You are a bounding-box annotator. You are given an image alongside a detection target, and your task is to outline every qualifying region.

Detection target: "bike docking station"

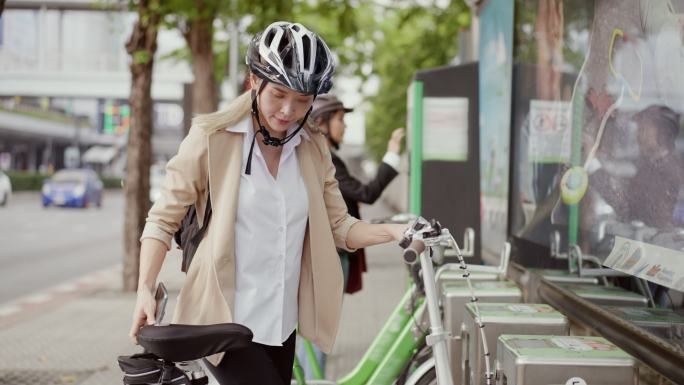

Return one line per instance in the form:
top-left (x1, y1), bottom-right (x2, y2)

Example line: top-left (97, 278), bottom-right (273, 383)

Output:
top-left (399, 217), bottom-right (506, 385)
top-left (441, 278), bottom-right (522, 385)
top-left (495, 335), bottom-right (637, 385)
top-left (398, 217), bottom-right (537, 385)
top-left (435, 241), bottom-right (517, 385)
top-left (461, 303), bottom-right (568, 385)
top-left (344, 215), bottom-right (643, 385)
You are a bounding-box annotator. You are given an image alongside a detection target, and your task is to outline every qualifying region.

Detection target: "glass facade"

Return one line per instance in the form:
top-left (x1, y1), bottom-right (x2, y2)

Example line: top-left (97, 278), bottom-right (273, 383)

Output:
top-left (511, 0), bottom-right (684, 269)
top-left (508, 0), bottom-right (684, 354)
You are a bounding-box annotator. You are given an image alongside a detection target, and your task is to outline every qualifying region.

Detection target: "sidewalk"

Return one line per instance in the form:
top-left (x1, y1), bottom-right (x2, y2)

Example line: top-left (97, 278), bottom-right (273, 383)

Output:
top-left (0, 201), bottom-right (407, 384)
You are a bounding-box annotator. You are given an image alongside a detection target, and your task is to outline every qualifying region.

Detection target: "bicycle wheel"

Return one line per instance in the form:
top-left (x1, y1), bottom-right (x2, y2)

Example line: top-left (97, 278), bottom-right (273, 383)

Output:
top-left (414, 367), bottom-right (436, 385)
top-left (404, 357), bottom-right (437, 385)
top-left (396, 340), bottom-right (431, 385)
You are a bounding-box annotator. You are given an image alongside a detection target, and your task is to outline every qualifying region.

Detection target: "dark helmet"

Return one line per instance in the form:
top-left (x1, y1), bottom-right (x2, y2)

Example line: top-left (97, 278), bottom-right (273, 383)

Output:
top-left (311, 94), bottom-right (353, 123)
top-left (246, 21), bottom-right (335, 95)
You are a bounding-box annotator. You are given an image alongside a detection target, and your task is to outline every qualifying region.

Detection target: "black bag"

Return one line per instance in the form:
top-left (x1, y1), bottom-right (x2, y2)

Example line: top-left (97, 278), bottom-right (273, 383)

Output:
top-left (117, 352), bottom-right (205, 385)
top-left (173, 188), bottom-right (212, 273)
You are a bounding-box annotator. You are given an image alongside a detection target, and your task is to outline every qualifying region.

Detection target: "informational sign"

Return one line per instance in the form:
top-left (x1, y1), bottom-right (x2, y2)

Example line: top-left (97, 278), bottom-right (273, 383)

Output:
top-left (99, 99), bottom-right (130, 135)
top-left (422, 97), bottom-right (469, 161)
top-left (604, 236), bottom-right (684, 291)
top-left (528, 100), bottom-right (572, 163)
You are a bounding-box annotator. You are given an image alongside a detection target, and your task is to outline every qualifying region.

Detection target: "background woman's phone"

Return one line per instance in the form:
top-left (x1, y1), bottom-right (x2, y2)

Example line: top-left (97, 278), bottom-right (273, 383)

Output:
top-left (154, 282), bottom-right (168, 325)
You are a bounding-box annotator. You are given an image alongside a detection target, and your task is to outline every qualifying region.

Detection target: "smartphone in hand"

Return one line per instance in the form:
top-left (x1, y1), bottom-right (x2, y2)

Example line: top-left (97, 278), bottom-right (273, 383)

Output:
top-left (154, 282), bottom-right (168, 326)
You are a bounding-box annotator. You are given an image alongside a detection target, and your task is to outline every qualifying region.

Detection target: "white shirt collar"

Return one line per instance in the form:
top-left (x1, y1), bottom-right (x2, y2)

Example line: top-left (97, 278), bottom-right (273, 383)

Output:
top-left (226, 116), bottom-right (311, 141)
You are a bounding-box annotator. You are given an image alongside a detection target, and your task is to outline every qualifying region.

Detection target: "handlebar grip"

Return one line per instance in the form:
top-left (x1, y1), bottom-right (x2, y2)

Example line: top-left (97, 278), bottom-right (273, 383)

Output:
top-left (403, 239), bottom-right (425, 265)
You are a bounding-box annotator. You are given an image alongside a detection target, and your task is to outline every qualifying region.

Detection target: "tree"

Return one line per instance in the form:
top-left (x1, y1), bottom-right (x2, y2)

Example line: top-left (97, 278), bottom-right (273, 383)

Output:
top-left (365, 2), bottom-right (470, 160)
top-left (161, 0), bottom-right (360, 120)
top-left (122, 0), bottom-right (164, 292)
top-left (165, 0), bottom-right (222, 116)
top-left (163, 0), bottom-right (301, 123)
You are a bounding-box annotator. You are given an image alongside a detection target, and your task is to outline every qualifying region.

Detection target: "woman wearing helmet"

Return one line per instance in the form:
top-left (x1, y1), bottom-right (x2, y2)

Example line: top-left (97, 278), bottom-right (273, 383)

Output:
top-left (128, 21), bottom-right (408, 384)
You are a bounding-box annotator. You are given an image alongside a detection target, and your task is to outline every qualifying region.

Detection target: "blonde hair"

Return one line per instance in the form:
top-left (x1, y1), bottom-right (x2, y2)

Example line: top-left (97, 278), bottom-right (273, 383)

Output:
top-left (192, 88), bottom-right (321, 136)
top-left (193, 91), bottom-right (252, 135)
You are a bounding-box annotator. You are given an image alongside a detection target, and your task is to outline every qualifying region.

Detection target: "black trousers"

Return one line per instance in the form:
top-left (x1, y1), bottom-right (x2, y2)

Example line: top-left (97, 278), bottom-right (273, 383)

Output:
top-left (204, 331), bottom-right (296, 385)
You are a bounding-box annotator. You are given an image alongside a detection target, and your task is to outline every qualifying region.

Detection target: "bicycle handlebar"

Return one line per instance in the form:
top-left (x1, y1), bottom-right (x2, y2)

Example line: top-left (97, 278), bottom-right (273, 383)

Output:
top-left (402, 239), bottom-right (425, 265)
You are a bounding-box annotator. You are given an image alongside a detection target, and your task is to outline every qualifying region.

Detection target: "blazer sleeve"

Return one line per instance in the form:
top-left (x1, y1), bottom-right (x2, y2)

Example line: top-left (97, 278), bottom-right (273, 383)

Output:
top-left (317, 138), bottom-right (361, 252)
top-left (139, 125), bottom-right (208, 250)
top-left (332, 154), bottom-right (398, 205)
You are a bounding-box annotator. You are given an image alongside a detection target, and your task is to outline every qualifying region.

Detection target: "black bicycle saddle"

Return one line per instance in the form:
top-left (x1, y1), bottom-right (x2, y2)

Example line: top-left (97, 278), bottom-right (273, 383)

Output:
top-left (137, 323), bottom-right (253, 362)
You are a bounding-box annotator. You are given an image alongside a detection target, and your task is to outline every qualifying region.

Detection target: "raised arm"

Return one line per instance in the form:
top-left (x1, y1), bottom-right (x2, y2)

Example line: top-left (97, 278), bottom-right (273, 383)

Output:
top-left (332, 155), bottom-right (398, 204)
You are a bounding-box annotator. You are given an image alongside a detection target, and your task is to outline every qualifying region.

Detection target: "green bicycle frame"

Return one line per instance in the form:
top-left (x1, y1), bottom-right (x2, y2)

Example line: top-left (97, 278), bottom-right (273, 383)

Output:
top-left (295, 286), bottom-right (426, 385)
top-left (293, 355), bottom-right (307, 385)
top-left (364, 301), bottom-right (426, 384)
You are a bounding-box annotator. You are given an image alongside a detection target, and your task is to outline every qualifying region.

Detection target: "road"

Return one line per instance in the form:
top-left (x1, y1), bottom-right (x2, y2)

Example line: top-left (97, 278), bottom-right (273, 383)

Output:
top-left (0, 191), bottom-right (125, 304)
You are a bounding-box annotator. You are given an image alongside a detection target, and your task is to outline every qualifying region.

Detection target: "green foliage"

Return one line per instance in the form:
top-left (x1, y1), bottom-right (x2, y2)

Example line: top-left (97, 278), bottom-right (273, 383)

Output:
top-left (100, 175), bottom-right (124, 189)
top-left (365, 2), bottom-right (468, 160)
top-left (6, 171), bottom-right (49, 191)
top-left (132, 50), bottom-right (152, 65)
top-left (129, 0), bottom-right (469, 160)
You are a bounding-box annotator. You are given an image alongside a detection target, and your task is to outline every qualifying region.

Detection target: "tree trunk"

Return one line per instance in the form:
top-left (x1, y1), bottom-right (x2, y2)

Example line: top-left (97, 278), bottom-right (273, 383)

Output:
top-left (186, 0), bottom-right (218, 118)
top-left (123, 0), bottom-right (160, 292)
top-left (535, 0), bottom-right (564, 100)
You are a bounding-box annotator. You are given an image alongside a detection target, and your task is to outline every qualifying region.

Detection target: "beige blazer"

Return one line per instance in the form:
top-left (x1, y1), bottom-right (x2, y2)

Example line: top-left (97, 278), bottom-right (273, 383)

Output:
top-left (140, 120), bottom-right (359, 366)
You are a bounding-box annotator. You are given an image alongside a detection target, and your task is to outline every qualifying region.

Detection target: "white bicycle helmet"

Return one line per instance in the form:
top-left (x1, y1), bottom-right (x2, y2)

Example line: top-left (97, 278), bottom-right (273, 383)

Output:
top-left (246, 21), bottom-right (335, 95)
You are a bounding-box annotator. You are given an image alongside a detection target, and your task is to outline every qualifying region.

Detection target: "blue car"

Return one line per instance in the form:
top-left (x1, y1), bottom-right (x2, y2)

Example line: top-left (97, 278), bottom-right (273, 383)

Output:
top-left (42, 169), bottom-right (103, 208)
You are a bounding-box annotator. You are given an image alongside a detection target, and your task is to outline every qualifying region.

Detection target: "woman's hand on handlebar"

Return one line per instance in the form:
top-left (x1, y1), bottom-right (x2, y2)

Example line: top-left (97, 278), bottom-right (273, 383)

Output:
top-left (129, 287), bottom-right (156, 344)
top-left (346, 222), bottom-right (410, 249)
top-left (387, 223), bottom-right (410, 242)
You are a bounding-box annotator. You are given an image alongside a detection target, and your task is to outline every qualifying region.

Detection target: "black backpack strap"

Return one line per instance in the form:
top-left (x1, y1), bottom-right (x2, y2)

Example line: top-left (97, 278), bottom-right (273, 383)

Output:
top-left (178, 181), bottom-right (213, 273)
top-left (189, 184), bottom-right (212, 245)
top-left (195, 184), bottom-right (211, 234)
top-left (201, 186), bottom-right (212, 230)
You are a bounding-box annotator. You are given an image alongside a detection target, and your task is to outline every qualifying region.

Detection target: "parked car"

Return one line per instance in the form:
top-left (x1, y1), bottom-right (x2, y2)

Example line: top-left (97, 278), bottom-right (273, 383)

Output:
top-left (42, 169), bottom-right (103, 208)
top-left (0, 170), bottom-right (11, 207)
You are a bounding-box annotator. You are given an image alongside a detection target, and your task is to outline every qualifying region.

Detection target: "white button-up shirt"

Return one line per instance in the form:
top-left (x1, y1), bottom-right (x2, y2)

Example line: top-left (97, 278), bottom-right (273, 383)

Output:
top-left (226, 117), bottom-right (309, 346)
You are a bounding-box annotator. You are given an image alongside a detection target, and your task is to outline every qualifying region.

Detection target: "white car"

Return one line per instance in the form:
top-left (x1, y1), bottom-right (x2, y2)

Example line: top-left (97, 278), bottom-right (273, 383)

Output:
top-left (0, 171), bottom-right (12, 206)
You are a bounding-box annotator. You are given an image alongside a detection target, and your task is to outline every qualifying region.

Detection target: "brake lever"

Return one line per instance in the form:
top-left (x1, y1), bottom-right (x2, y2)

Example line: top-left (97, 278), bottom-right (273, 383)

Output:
top-left (399, 217), bottom-right (443, 249)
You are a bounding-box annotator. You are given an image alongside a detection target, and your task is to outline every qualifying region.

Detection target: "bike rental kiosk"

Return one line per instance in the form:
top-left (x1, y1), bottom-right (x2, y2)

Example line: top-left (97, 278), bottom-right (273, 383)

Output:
top-left (407, 63), bottom-right (482, 265)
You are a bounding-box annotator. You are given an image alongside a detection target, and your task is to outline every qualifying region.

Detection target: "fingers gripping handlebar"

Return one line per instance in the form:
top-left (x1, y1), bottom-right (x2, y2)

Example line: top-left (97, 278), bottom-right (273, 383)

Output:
top-left (399, 217), bottom-right (442, 264)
